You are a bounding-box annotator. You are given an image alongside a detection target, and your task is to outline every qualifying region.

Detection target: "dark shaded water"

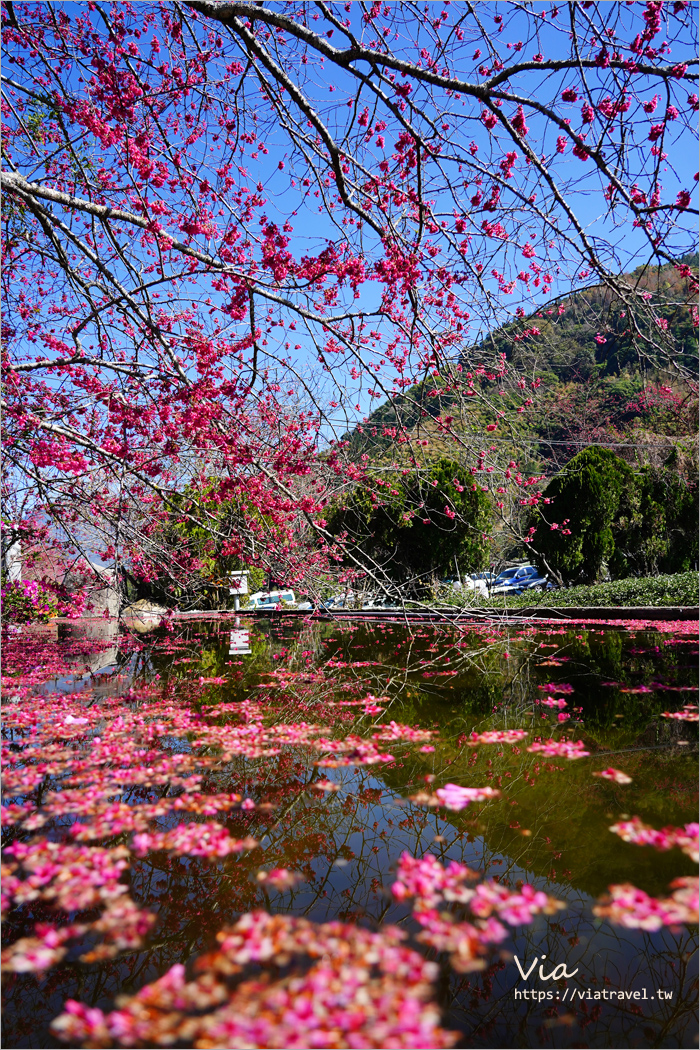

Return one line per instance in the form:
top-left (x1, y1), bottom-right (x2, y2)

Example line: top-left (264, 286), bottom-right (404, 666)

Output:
top-left (2, 614), bottom-right (698, 1048)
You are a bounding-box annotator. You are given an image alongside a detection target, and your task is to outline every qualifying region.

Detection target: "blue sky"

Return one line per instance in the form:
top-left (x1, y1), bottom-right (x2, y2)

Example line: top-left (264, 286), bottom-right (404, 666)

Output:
top-left (5, 1), bottom-right (698, 441)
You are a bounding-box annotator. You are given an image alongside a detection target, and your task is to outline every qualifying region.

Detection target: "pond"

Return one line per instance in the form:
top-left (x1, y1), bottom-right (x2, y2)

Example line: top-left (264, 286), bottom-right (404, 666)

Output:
top-left (2, 613), bottom-right (698, 1049)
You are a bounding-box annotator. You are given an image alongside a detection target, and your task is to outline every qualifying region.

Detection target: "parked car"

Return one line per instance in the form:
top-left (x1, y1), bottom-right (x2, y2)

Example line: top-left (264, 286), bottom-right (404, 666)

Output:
top-left (491, 566), bottom-right (554, 595)
top-left (361, 594), bottom-right (390, 609)
top-left (469, 571), bottom-right (498, 591)
top-left (322, 592), bottom-right (354, 610)
top-left (245, 589), bottom-right (296, 610)
top-left (491, 566), bottom-right (538, 595)
top-left (364, 597), bottom-right (402, 610)
top-left (520, 573), bottom-right (556, 594)
top-left (441, 576), bottom-right (488, 596)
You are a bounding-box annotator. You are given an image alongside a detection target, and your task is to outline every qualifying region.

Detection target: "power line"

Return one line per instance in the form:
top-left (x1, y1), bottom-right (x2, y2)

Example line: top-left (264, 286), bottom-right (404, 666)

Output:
top-left (145, 433), bottom-right (694, 456)
top-left (316, 426), bottom-right (696, 450)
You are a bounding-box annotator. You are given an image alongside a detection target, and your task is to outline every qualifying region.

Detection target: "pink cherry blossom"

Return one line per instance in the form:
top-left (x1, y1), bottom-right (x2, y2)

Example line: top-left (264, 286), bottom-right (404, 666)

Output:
top-left (609, 818), bottom-right (699, 862)
top-left (592, 768), bottom-right (633, 785)
top-left (526, 737), bottom-right (590, 759)
top-left (594, 878), bottom-right (699, 930)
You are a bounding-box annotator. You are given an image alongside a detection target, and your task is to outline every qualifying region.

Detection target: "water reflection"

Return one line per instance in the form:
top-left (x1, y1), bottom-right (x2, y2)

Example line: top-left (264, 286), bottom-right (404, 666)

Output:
top-left (229, 626), bottom-right (252, 656)
top-left (2, 615), bottom-right (697, 1048)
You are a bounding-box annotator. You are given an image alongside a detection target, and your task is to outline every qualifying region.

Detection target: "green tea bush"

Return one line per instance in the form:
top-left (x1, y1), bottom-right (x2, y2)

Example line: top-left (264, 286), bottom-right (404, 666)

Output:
top-left (481, 572), bottom-right (699, 609)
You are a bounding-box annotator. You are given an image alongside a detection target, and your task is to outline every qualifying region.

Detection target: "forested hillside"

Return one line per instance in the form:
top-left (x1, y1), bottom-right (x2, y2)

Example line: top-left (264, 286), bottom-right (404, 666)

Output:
top-left (346, 257), bottom-right (698, 479)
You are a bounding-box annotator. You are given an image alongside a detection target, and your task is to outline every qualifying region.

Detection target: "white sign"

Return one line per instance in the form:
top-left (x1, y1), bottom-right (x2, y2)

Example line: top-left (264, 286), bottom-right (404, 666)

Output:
top-left (229, 629), bottom-right (251, 655)
top-left (229, 570), bottom-right (249, 595)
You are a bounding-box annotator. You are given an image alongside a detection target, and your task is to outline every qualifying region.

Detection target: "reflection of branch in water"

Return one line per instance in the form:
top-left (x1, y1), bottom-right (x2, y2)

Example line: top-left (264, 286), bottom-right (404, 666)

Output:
top-left (4, 616), bottom-right (695, 1049)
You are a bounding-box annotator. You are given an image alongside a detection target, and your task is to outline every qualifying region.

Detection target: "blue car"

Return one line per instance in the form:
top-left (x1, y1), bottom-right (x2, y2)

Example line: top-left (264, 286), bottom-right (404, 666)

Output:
top-left (492, 565), bottom-right (553, 595)
top-left (521, 572), bottom-right (555, 593)
top-left (492, 566), bottom-right (532, 594)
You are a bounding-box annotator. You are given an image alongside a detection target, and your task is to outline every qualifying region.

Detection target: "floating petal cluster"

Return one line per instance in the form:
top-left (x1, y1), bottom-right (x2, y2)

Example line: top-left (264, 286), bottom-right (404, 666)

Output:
top-left (51, 912), bottom-right (457, 1049)
top-left (539, 697), bottom-right (568, 709)
top-left (314, 734), bottom-right (396, 767)
top-left (391, 854), bottom-right (480, 908)
top-left (391, 853), bottom-right (564, 973)
top-left (434, 783), bottom-right (502, 811)
top-left (408, 784), bottom-right (502, 811)
top-left (526, 737), bottom-right (590, 759)
top-left (132, 823), bottom-right (258, 858)
top-left (609, 818), bottom-right (699, 862)
top-left (3, 840), bottom-right (131, 913)
top-left (466, 730), bottom-right (529, 745)
top-left (256, 868), bottom-right (306, 890)
top-left (592, 768), bottom-right (633, 784)
top-left (662, 705), bottom-right (699, 722)
top-left (594, 878), bottom-right (699, 930)
top-left (372, 721), bottom-right (436, 744)
top-left (2, 614), bottom-right (697, 1049)
top-left (1, 637), bottom-right (437, 986)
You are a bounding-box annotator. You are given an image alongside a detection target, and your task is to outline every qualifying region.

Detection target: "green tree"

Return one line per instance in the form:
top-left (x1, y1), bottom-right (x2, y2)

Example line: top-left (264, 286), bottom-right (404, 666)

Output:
top-left (327, 457), bottom-right (491, 585)
top-left (611, 466), bottom-right (698, 578)
top-left (133, 483), bottom-right (266, 609)
top-left (531, 448), bottom-right (634, 585)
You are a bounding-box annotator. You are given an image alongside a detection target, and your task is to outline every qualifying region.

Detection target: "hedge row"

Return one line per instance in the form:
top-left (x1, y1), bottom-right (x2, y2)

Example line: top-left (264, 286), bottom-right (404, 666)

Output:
top-left (443, 572), bottom-right (699, 609)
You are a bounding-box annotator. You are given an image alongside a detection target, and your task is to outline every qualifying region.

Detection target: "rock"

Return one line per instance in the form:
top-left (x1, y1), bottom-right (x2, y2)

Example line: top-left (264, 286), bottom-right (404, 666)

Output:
top-left (121, 600), bottom-right (170, 618)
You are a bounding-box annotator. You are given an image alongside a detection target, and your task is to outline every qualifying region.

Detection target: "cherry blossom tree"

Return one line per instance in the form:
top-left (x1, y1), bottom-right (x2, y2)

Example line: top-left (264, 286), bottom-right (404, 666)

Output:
top-left (2, 1), bottom-right (697, 604)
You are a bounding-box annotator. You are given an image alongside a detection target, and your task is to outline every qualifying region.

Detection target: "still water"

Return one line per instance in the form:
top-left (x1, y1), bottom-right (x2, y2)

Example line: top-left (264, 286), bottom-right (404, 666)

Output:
top-left (2, 614), bottom-right (697, 1048)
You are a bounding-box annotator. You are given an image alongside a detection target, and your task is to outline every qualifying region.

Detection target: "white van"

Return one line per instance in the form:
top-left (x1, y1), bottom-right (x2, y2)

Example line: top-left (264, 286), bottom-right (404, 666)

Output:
top-left (244, 589), bottom-right (296, 610)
